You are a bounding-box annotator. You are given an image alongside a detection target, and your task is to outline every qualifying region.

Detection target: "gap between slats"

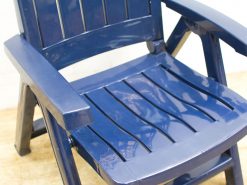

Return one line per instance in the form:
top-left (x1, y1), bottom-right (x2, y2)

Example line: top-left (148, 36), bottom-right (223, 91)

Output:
top-left (84, 94), bottom-right (153, 153)
top-left (55, 0), bottom-right (65, 39)
top-left (159, 65), bottom-right (234, 111)
top-left (104, 87), bottom-right (183, 143)
top-left (124, 0), bottom-right (129, 19)
top-left (140, 72), bottom-right (217, 122)
top-left (102, 0), bottom-right (108, 25)
top-left (79, 0), bottom-right (87, 31)
top-left (115, 81), bottom-right (197, 133)
top-left (32, 0), bottom-right (44, 47)
top-left (148, 0), bottom-right (152, 15)
top-left (87, 126), bottom-right (127, 162)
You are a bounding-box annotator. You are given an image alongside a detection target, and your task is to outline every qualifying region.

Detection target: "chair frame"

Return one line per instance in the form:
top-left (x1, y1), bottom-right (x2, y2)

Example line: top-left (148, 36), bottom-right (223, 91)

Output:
top-left (4, 0), bottom-right (247, 184)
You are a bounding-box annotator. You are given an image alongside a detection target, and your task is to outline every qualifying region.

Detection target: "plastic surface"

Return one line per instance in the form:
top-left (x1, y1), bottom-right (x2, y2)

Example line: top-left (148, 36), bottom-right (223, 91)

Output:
top-left (6, 0), bottom-right (247, 184)
top-left (16, 0), bottom-right (163, 69)
top-left (4, 35), bottom-right (92, 131)
top-left (71, 52), bottom-right (247, 184)
top-left (163, 0), bottom-right (247, 56)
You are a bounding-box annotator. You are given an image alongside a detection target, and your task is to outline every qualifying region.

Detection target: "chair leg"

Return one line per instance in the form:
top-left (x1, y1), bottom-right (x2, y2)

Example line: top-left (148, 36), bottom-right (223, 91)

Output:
top-left (41, 106), bottom-right (81, 185)
top-left (225, 145), bottom-right (244, 185)
top-left (15, 82), bottom-right (37, 156)
top-left (200, 32), bottom-right (243, 185)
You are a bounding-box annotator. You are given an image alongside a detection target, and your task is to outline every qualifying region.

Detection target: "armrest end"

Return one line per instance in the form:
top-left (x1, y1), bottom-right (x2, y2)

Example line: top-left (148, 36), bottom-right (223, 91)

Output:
top-left (4, 35), bottom-right (92, 131)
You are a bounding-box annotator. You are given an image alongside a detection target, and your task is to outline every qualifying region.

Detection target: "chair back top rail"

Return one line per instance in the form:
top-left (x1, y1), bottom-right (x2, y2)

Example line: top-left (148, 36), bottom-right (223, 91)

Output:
top-left (16, 0), bottom-right (163, 69)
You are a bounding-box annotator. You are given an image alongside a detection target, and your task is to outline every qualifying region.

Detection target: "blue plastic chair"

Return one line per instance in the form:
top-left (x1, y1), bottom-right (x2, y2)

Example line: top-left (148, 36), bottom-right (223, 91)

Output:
top-left (4, 0), bottom-right (247, 184)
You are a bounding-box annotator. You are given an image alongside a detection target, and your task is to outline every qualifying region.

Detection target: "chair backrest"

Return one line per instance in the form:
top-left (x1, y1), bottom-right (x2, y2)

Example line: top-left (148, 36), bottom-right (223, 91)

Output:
top-left (15, 0), bottom-right (163, 69)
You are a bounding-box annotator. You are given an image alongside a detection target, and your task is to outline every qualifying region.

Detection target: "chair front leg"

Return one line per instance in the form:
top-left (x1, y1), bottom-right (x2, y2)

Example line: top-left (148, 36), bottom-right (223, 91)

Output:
top-left (15, 81), bottom-right (37, 156)
top-left (41, 106), bottom-right (81, 185)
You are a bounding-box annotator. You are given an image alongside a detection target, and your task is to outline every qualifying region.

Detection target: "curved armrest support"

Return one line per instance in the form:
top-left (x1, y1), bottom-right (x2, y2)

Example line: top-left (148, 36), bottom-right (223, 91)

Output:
top-left (163, 0), bottom-right (247, 56)
top-left (4, 35), bottom-right (92, 131)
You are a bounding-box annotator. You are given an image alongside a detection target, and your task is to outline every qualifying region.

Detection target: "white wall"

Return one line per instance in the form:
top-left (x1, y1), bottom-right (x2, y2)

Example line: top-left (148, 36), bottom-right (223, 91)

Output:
top-left (0, 0), bottom-right (247, 110)
top-left (0, 2), bottom-right (20, 110)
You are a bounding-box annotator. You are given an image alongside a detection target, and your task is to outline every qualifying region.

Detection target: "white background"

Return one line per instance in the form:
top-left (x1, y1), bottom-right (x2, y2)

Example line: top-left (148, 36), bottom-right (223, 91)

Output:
top-left (0, 0), bottom-right (247, 110)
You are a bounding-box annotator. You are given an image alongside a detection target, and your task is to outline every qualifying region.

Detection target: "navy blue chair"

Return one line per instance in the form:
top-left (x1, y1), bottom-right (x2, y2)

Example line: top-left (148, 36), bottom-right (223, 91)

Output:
top-left (4, 0), bottom-right (247, 184)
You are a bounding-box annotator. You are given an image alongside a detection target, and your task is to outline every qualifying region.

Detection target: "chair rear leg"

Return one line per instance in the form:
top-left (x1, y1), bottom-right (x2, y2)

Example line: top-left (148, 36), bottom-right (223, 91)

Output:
top-left (15, 82), bottom-right (37, 156)
top-left (225, 145), bottom-right (244, 185)
top-left (41, 106), bottom-right (81, 185)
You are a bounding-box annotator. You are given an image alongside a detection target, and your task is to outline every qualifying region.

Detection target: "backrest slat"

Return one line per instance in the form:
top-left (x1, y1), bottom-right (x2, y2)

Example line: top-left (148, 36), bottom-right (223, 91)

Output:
top-left (104, 0), bottom-right (126, 24)
top-left (150, 0), bottom-right (164, 40)
top-left (16, 0), bottom-right (42, 49)
top-left (16, 0), bottom-right (164, 69)
top-left (43, 16), bottom-right (154, 69)
top-left (34, 0), bottom-right (63, 47)
top-left (127, 0), bottom-right (150, 19)
top-left (58, 0), bottom-right (85, 38)
top-left (81, 0), bottom-right (106, 31)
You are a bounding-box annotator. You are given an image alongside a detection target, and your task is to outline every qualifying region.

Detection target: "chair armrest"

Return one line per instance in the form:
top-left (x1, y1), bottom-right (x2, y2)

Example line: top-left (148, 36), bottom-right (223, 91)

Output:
top-left (4, 35), bottom-right (92, 131)
top-left (163, 0), bottom-right (247, 56)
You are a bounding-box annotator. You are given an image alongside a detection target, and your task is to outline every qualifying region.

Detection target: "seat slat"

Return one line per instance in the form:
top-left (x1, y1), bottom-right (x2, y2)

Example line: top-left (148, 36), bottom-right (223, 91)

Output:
top-left (57, 0), bottom-right (85, 38)
top-left (104, 0), bottom-right (126, 24)
top-left (71, 54), bottom-right (163, 94)
top-left (11, 0), bottom-right (247, 184)
top-left (125, 74), bottom-right (215, 123)
top-left (34, 0), bottom-right (63, 47)
top-left (87, 88), bottom-right (173, 150)
top-left (67, 51), bottom-right (247, 185)
top-left (82, 96), bottom-right (150, 161)
top-left (106, 82), bottom-right (197, 142)
top-left (71, 126), bottom-right (123, 170)
top-left (161, 54), bottom-right (247, 114)
top-left (81, 0), bottom-right (106, 31)
top-left (144, 66), bottom-right (233, 120)
top-left (127, 0), bottom-right (150, 18)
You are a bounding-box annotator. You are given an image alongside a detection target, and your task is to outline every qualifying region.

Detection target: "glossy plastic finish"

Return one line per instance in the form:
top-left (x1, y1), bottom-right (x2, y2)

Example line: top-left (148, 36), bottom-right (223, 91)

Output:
top-left (166, 16), bottom-right (191, 56)
top-left (16, 0), bottom-right (163, 69)
top-left (57, 0), bottom-right (85, 38)
top-left (166, 153), bottom-right (233, 185)
top-left (41, 106), bottom-right (81, 185)
top-left (71, 52), bottom-right (247, 184)
top-left (5, 0), bottom-right (247, 185)
top-left (225, 145), bottom-right (244, 185)
top-left (164, 0), bottom-right (247, 56)
top-left (201, 33), bottom-right (227, 84)
top-left (43, 16), bottom-right (155, 69)
top-left (4, 35), bottom-right (92, 131)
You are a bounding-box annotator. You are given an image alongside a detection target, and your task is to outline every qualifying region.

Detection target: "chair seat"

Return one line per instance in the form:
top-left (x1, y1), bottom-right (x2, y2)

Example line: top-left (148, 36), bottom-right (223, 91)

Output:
top-left (70, 52), bottom-right (247, 185)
